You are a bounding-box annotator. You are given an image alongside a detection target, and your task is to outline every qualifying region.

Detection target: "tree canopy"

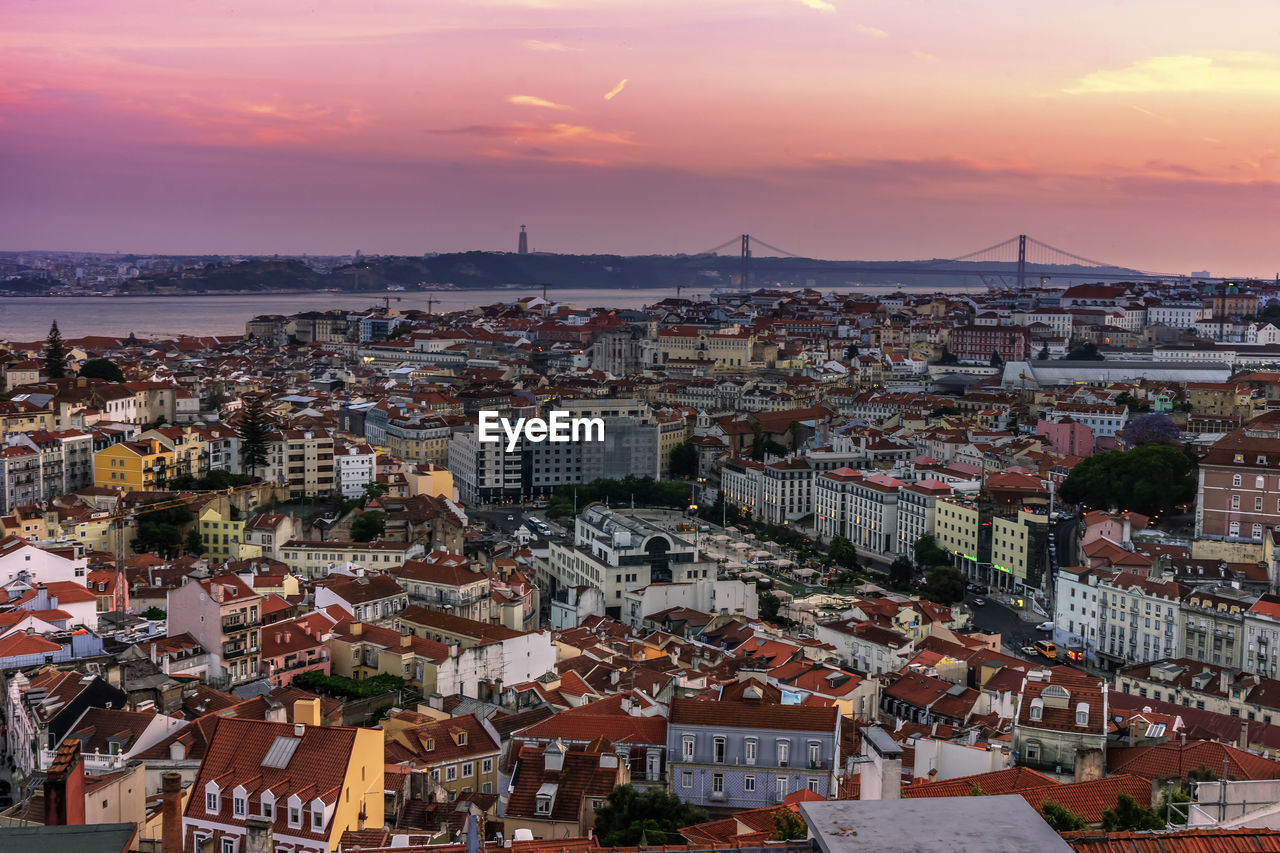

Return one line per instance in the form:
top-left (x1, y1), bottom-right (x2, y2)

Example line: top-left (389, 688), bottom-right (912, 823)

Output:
top-left (1120, 413), bottom-right (1180, 448)
top-left (350, 510), bottom-right (386, 542)
top-left (1101, 793), bottom-right (1164, 832)
top-left (237, 397), bottom-right (271, 477)
top-left (923, 565), bottom-right (967, 604)
top-left (888, 555), bottom-right (914, 588)
top-left (771, 809), bottom-right (807, 841)
top-left (1058, 443), bottom-right (1196, 516)
top-left (828, 535), bottom-right (857, 570)
top-left (1040, 801), bottom-right (1086, 832)
top-left (913, 533), bottom-right (949, 569)
top-left (131, 500), bottom-right (195, 558)
top-left (79, 357), bottom-right (125, 382)
top-left (669, 442), bottom-right (699, 478)
top-left (44, 321), bottom-right (68, 379)
top-left (1064, 341), bottom-right (1104, 360)
top-left (593, 785), bottom-right (708, 847)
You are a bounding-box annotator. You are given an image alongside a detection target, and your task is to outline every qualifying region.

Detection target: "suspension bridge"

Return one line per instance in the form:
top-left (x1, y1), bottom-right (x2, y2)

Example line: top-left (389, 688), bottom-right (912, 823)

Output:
top-left (696, 233), bottom-right (1187, 290)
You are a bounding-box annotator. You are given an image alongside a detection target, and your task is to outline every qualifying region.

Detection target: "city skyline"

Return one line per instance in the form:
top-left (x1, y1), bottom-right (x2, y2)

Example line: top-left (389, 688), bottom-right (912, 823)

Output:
top-left (3, 1), bottom-right (1280, 273)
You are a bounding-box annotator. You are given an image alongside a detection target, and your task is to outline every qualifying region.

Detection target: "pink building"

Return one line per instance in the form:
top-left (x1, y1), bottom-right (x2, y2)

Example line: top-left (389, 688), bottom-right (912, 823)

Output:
top-left (1080, 510), bottom-right (1149, 548)
top-left (260, 612), bottom-right (333, 687)
top-left (1036, 417), bottom-right (1095, 457)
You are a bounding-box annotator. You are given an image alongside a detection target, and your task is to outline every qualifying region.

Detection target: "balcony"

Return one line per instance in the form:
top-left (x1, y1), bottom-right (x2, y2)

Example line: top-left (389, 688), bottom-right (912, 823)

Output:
top-left (707, 789), bottom-right (726, 802)
top-left (223, 645), bottom-right (246, 660)
top-left (222, 615), bottom-right (261, 631)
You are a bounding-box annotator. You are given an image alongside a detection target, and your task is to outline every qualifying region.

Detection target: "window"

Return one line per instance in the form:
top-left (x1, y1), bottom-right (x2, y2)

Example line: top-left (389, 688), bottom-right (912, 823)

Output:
top-left (288, 805), bottom-right (301, 828)
top-left (744, 738), bottom-right (757, 765)
top-left (536, 796), bottom-right (552, 815)
top-left (682, 735), bottom-right (695, 761)
top-left (777, 741), bottom-right (790, 767)
top-left (262, 802), bottom-right (273, 819)
top-left (1230, 521), bottom-right (1240, 537)
top-left (744, 775), bottom-right (756, 792)
top-left (1026, 743), bottom-right (1041, 762)
top-left (206, 792), bottom-right (219, 813)
top-left (457, 732), bottom-right (467, 746)
top-left (482, 782), bottom-right (493, 794)
top-left (1029, 698), bottom-right (1043, 721)
top-left (446, 766), bottom-right (457, 781)
top-left (1257, 497), bottom-right (1265, 512)
top-left (481, 758), bottom-right (493, 774)
top-left (311, 805), bottom-right (324, 831)
top-left (1233, 474), bottom-right (1242, 487)
top-left (713, 736), bottom-right (726, 764)
top-left (222, 839), bottom-right (235, 853)
top-left (681, 770), bottom-right (693, 788)
top-left (776, 777), bottom-right (789, 801)
top-left (462, 762), bottom-right (474, 778)
top-left (807, 778), bottom-right (820, 793)
top-left (234, 796), bottom-right (246, 817)
top-left (712, 773), bottom-right (724, 794)
top-left (1232, 495), bottom-right (1241, 509)
top-left (808, 742), bottom-right (821, 767)
top-left (1075, 703), bottom-right (1089, 727)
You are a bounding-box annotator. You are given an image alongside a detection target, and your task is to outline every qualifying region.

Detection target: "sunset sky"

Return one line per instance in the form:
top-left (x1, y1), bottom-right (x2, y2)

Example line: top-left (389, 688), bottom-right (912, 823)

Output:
top-left (3, 0), bottom-right (1279, 274)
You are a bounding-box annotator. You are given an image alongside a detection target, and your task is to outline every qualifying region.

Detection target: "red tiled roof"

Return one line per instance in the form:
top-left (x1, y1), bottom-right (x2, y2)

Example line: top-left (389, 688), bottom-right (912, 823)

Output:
top-left (669, 697), bottom-right (838, 732)
top-left (1064, 827), bottom-right (1280, 852)
top-left (1108, 740), bottom-right (1280, 782)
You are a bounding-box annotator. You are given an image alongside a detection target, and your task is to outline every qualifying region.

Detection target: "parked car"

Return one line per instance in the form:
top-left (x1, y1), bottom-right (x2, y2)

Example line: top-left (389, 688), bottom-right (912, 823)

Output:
top-left (1021, 645), bottom-right (1040, 657)
top-left (1036, 621), bottom-right (1055, 632)
top-left (971, 598), bottom-right (986, 607)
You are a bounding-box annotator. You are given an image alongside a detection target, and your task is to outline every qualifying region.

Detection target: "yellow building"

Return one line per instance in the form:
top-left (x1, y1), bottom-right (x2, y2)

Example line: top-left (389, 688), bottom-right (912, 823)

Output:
top-left (0, 399), bottom-right (55, 435)
top-left (405, 463), bottom-right (454, 499)
top-left (94, 439), bottom-right (178, 491)
top-left (198, 505), bottom-right (246, 560)
top-left (328, 621), bottom-right (448, 697)
top-left (934, 496), bottom-right (980, 565)
top-left (381, 711), bottom-right (503, 798)
top-left (140, 425), bottom-right (208, 477)
top-left (657, 411), bottom-right (691, 475)
top-left (658, 326), bottom-right (765, 369)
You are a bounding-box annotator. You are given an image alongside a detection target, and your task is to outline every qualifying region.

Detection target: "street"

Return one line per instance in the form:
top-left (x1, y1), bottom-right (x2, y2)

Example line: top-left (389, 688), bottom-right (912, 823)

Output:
top-left (966, 594), bottom-right (1047, 658)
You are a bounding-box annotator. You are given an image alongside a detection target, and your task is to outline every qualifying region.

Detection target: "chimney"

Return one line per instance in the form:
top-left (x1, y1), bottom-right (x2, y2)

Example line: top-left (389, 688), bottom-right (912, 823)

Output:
top-left (400, 632), bottom-right (413, 649)
top-left (350, 621), bottom-right (363, 636)
top-left (161, 771), bottom-right (184, 853)
top-left (1121, 515), bottom-right (1131, 544)
top-left (44, 739), bottom-right (86, 826)
top-left (927, 768), bottom-right (938, 782)
top-left (1238, 720), bottom-right (1250, 751)
top-left (1220, 669), bottom-right (1231, 695)
top-left (858, 727), bottom-right (903, 801)
top-left (245, 817), bottom-right (274, 853)
top-left (293, 698), bottom-right (322, 727)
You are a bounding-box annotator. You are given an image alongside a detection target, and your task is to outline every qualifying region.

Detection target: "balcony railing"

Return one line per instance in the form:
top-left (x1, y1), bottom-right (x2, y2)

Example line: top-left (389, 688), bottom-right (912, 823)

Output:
top-left (223, 615), bottom-right (261, 631)
top-left (223, 646), bottom-right (247, 660)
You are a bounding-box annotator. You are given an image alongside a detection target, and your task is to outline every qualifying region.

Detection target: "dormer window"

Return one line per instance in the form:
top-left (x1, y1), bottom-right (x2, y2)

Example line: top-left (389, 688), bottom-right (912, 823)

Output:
top-left (457, 731), bottom-right (467, 746)
top-left (536, 796), bottom-right (552, 815)
top-left (287, 796), bottom-right (302, 829)
top-left (1029, 698), bottom-right (1044, 722)
top-left (1076, 702), bottom-right (1090, 727)
top-left (311, 801), bottom-right (324, 831)
top-left (206, 791), bottom-right (219, 813)
top-left (233, 795), bottom-right (246, 817)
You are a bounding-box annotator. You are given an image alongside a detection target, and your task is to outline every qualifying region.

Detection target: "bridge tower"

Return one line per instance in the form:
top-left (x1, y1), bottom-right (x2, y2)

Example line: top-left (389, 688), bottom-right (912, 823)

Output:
top-left (740, 234), bottom-right (751, 291)
top-left (1017, 234), bottom-right (1027, 290)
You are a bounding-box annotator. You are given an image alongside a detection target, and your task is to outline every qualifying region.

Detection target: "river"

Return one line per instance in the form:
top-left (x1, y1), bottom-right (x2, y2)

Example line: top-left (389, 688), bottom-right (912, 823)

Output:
top-left (0, 282), bottom-right (981, 339)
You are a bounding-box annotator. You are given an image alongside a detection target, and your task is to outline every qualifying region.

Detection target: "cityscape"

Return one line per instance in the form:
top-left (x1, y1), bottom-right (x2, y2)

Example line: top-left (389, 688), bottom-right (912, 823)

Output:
top-left (3, 2), bottom-right (1280, 853)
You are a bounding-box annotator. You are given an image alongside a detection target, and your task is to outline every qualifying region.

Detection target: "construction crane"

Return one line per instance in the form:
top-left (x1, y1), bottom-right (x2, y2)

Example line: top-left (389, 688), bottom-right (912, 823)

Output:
top-left (380, 295), bottom-right (402, 312)
top-left (102, 481), bottom-right (265, 607)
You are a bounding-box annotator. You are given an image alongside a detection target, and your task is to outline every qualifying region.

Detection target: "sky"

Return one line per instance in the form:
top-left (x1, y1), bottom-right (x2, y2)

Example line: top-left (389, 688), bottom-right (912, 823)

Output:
top-left (2, 0), bottom-right (1279, 274)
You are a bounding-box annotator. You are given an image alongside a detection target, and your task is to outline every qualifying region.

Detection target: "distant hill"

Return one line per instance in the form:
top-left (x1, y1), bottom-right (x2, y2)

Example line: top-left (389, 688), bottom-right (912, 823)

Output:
top-left (125, 252), bottom-right (1147, 293)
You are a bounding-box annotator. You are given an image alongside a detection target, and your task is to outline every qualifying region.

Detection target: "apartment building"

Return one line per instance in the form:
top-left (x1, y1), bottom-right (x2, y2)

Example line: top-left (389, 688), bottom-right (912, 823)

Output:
top-left (895, 478), bottom-right (951, 557)
top-left (1011, 668), bottom-right (1108, 773)
top-left (1096, 572), bottom-right (1186, 670)
top-left (759, 457), bottom-right (813, 525)
top-left (93, 439), bottom-right (176, 491)
top-left (264, 429), bottom-right (335, 499)
top-left (1048, 402), bottom-right (1129, 440)
top-left (1181, 587), bottom-right (1253, 670)
top-left (182, 715), bottom-right (383, 853)
top-left (314, 573), bottom-right (408, 623)
top-left (334, 442), bottom-right (377, 498)
top-left (1195, 424), bottom-right (1280, 542)
top-left (382, 712), bottom-right (502, 798)
top-left (0, 445), bottom-right (43, 513)
top-left (721, 457), bottom-right (764, 517)
top-left (277, 540), bottom-right (423, 578)
top-left (395, 552), bottom-right (490, 623)
top-left (666, 693), bottom-right (840, 810)
top-left (328, 620), bottom-right (449, 697)
top-left (1053, 566), bottom-right (1107, 665)
top-left (167, 575), bottom-right (264, 686)
top-left (6, 429), bottom-right (94, 499)
top-left (1243, 596), bottom-right (1280, 680)
top-left (198, 505), bottom-right (247, 561)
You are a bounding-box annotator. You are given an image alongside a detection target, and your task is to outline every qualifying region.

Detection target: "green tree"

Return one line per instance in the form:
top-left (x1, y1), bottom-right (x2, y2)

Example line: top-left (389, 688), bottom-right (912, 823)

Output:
top-left (185, 525), bottom-right (206, 556)
top-left (913, 533), bottom-right (949, 569)
top-left (44, 320), bottom-right (68, 379)
top-left (1040, 801), bottom-right (1086, 832)
top-left (990, 350), bottom-right (1004, 367)
top-left (924, 565), bottom-right (967, 604)
top-left (1038, 344), bottom-right (1050, 361)
top-left (969, 786), bottom-right (987, 796)
top-left (669, 442), bottom-right (699, 478)
top-left (889, 555), bottom-right (914, 588)
top-left (350, 510), bottom-right (386, 542)
top-left (1101, 793), bottom-right (1164, 832)
top-left (771, 809), bottom-right (807, 841)
top-left (237, 397), bottom-right (271, 477)
top-left (844, 343), bottom-right (859, 360)
top-left (593, 785), bottom-right (708, 847)
top-left (828, 535), bottom-right (857, 569)
top-left (759, 589), bottom-right (781, 623)
top-left (937, 346), bottom-right (958, 365)
top-left (1064, 341), bottom-right (1105, 361)
top-left (1058, 443), bottom-right (1197, 516)
top-left (79, 357), bottom-right (126, 382)
top-left (141, 606), bottom-right (166, 620)
top-left (131, 500), bottom-right (195, 558)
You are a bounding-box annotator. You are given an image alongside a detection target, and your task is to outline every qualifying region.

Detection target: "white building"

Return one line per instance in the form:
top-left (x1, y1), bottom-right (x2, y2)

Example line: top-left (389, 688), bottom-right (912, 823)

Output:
top-left (1097, 571), bottom-right (1186, 670)
top-left (895, 479), bottom-right (952, 558)
top-left (335, 442), bottom-right (378, 498)
top-left (721, 458), bottom-right (764, 517)
top-left (1049, 402), bottom-right (1129, 440)
top-left (759, 457), bottom-right (813, 525)
top-left (622, 578), bottom-right (758, 628)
